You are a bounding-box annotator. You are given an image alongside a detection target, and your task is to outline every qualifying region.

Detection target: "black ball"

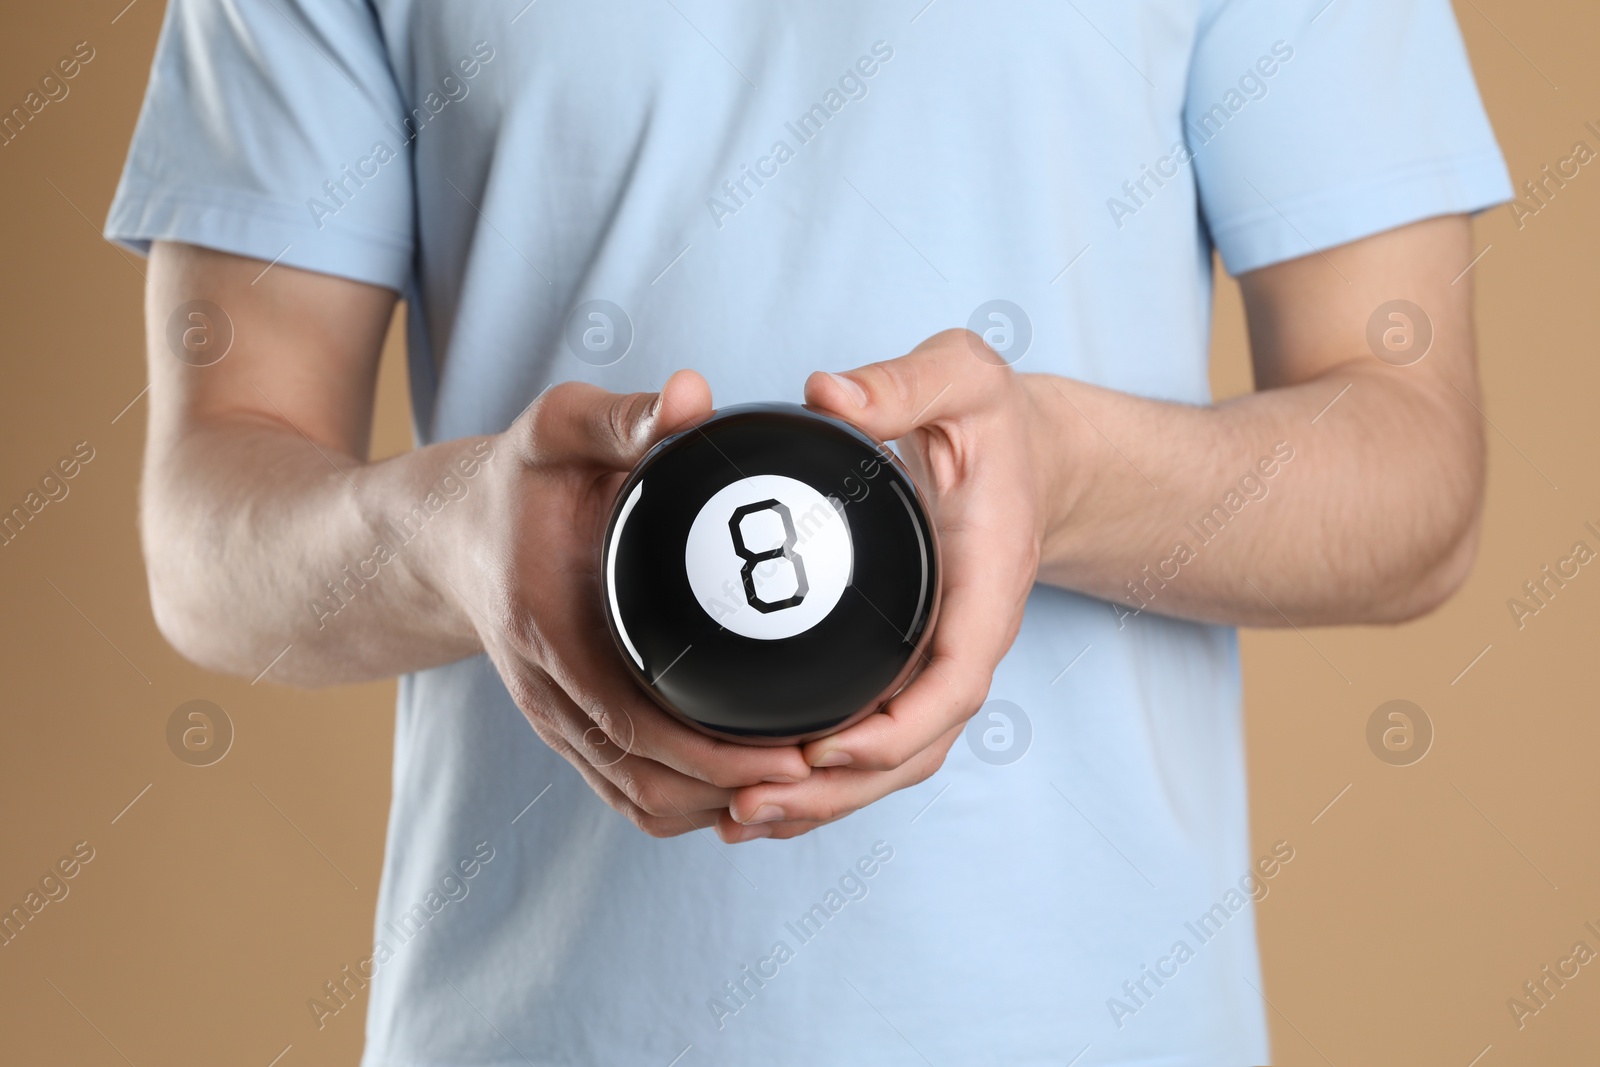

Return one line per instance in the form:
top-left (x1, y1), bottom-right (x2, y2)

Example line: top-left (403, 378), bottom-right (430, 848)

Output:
top-left (600, 403), bottom-right (940, 745)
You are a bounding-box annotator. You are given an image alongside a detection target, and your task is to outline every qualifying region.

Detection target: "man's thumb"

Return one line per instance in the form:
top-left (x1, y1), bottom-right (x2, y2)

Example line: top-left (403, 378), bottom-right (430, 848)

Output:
top-left (805, 357), bottom-right (940, 442)
top-left (532, 370), bottom-right (712, 470)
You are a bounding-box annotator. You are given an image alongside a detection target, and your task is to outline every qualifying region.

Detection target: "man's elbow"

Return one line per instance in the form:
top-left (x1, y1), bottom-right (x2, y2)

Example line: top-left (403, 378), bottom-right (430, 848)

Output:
top-left (1368, 388), bottom-right (1488, 623)
top-left (1370, 413), bottom-right (1485, 624)
top-left (141, 500), bottom-right (271, 679)
top-left (145, 558), bottom-right (244, 676)
top-left (1379, 512), bottom-right (1482, 623)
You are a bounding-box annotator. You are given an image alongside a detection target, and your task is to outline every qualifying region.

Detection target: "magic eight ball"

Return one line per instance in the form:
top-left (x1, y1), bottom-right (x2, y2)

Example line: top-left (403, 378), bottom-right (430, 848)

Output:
top-left (600, 403), bottom-right (940, 745)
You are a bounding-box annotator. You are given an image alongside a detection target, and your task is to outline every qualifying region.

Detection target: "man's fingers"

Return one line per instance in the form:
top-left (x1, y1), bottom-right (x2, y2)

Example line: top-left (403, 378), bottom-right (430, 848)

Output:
top-left (504, 660), bottom-right (740, 835)
top-left (555, 711), bottom-right (739, 815)
top-left (718, 723), bottom-right (963, 842)
top-left (803, 329), bottom-right (1007, 440)
top-left (553, 738), bottom-right (729, 839)
top-left (799, 511), bottom-right (1029, 772)
top-left (525, 368), bottom-right (712, 470)
top-left (543, 614), bottom-right (815, 788)
top-left (554, 736), bottom-right (730, 837)
top-left (584, 692), bottom-right (815, 790)
top-left (506, 634), bottom-right (811, 789)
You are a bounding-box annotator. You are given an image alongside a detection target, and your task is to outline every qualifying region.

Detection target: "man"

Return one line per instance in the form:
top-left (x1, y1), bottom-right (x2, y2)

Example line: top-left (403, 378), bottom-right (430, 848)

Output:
top-left (108, 0), bottom-right (1508, 1062)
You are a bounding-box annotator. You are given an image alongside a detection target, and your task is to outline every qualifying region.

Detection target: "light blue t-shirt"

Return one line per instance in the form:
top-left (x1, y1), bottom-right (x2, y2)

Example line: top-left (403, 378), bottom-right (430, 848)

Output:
top-left (108, 2), bottom-right (1509, 1063)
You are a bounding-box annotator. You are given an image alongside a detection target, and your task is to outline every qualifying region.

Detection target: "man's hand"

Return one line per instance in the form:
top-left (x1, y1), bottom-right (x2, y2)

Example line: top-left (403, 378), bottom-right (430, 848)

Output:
top-left (450, 372), bottom-right (814, 837)
top-left (720, 215), bottom-right (1486, 841)
top-left (141, 243), bottom-right (808, 840)
top-left (719, 331), bottom-right (1051, 842)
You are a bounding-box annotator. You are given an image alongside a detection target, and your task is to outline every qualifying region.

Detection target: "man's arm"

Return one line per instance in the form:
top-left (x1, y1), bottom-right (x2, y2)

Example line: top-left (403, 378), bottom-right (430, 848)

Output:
top-left (725, 215), bottom-right (1484, 838)
top-left (142, 242), bottom-right (811, 837)
top-left (142, 241), bottom-right (478, 681)
top-left (1031, 212), bottom-right (1482, 625)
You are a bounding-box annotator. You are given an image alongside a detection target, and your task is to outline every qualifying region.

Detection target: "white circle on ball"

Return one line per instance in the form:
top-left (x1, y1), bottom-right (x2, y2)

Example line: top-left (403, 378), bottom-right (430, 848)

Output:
top-left (684, 474), bottom-right (853, 640)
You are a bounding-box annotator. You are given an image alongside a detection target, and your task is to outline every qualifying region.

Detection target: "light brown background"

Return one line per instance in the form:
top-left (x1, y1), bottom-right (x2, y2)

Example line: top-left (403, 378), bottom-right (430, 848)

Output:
top-left (2, 2), bottom-right (1595, 1064)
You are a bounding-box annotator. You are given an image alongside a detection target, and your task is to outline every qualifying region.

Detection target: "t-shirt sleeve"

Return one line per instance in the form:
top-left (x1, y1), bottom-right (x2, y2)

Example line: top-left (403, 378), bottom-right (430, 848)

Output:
top-left (104, 0), bottom-right (414, 291)
top-left (1186, 0), bottom-right (1513, 276)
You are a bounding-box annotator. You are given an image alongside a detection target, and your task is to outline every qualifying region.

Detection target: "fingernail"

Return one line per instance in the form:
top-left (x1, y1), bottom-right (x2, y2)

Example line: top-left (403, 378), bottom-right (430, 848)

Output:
top-left (649, 391), bottom-right (663, 419)
top-left (825, 372), bottom-right (868, 408)
top-left (741, 804), bottom-right (785, 825)
top-left (812, 750), bottom-right (852, 768)
top-left (737, 824), bottom-right (773, 841)
top-left (762, 774), bottom-right (801, 784)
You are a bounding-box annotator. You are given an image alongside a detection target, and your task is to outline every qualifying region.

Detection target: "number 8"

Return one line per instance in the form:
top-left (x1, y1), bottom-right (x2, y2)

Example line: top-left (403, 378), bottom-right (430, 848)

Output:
top-left (729, 499), bottom-right (808, 613)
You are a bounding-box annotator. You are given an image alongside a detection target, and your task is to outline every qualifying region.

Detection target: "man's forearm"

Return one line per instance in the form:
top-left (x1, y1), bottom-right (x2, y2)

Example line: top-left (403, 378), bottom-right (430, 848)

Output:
top-left (1029, 359), bottom-right (1483, 627)
top-left (143, 420), bottom-right (490, 684)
